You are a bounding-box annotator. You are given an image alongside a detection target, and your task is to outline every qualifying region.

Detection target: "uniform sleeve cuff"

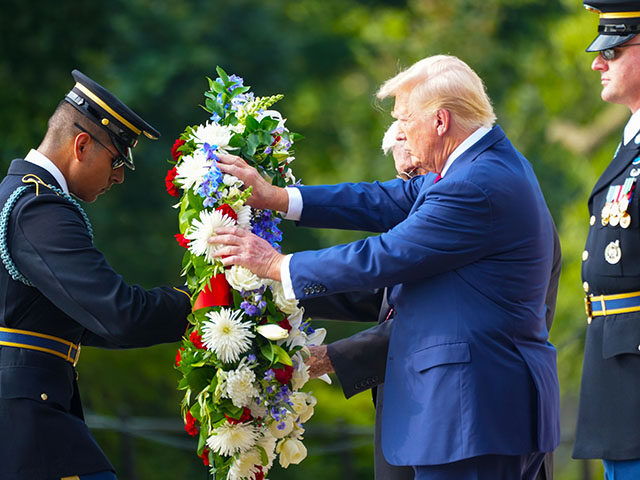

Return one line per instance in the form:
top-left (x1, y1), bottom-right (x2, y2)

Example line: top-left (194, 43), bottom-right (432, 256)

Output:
top-left (283, 187), bottom-right (303, 221)
top-left (280, 254), bottom-right (297, 300)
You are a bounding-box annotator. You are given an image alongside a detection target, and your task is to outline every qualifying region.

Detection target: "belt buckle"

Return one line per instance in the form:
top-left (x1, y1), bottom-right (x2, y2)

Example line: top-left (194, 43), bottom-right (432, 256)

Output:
top-left (584, 295), bottom-right (593, 322)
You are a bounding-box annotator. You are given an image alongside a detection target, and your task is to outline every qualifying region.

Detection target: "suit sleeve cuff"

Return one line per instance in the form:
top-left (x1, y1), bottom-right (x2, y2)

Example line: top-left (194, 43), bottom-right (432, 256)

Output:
top-left (283, 187), bottom-right (303, 221)
top-left (280, 254), bottom-right (297, 300)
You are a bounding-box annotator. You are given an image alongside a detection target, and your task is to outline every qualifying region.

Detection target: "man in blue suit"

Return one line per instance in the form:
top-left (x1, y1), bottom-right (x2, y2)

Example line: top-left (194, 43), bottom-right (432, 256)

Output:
top-left (212, 55), bottom-right (560, 480)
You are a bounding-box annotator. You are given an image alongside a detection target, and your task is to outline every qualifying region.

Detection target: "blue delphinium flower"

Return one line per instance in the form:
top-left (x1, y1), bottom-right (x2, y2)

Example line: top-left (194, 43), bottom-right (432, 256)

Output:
top-left (210, 112), bottom-right (221, 123)
top-left (197, 163), bottom-right (224, 207)
top-left (251, 210), bottom-right (283, 251)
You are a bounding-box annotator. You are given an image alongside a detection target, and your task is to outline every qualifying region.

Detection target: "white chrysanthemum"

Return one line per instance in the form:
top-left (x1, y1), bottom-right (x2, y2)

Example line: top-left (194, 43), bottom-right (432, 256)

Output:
top-left (193, 122), bottom-right (233, 151)
top-left (270, 282), bottom-right (300, 315)
top-left (235, 205), bottom-right (252, 230)
top-left (175, 150), bottom-right (211, 191)
top-left (206, 422), bottom-right (259, 457)
top-left (226, 265), bottom-right (264, 292)
top-left (228, 448), bottom-right (262, 480)
top-left (185, 210), bottom-right (236, 264)
top-left (201, 308), bottom-right (255, 363)
top-left (224, 365), bottom-right (259, 408)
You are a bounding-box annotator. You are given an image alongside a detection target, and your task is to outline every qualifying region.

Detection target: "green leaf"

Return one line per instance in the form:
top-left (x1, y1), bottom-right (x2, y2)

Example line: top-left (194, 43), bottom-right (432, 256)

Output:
top-left (215, 66), bottom-right (229, 83)
top-left (260, 342), bottom-right (275, 363)
top-left (245, 115), bottom-right (260, 132)
top-left (256, 445), bottom-right (269, 466)
top-left (272, 344), bottom-right (293, 366)
top-left (185, 367), bottom-right (212, 393)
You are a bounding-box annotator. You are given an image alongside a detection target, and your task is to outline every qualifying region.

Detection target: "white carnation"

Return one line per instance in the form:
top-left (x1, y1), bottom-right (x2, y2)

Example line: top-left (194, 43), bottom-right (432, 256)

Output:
top-left (226, 265), bottom-right (264, 292)
top-left (224, 365), bottom-right (259, 408)
top-left (175, 149), bottom-right (211, 191)
top-left (185, 209), bottom-right (236, 264)
top-left (206, 422), bottom-right (259, 457)
top-left (201, 308), bottom-right (255, 363)
top-left (193, 122), bottom-right (233, 151)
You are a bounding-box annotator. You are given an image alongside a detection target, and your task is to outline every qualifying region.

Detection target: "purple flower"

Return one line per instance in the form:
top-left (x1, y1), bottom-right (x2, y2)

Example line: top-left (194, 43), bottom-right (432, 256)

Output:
top-left (264, 369), bottom-right (275, 381)
top-left (247, 354), bottom-right (257, 363)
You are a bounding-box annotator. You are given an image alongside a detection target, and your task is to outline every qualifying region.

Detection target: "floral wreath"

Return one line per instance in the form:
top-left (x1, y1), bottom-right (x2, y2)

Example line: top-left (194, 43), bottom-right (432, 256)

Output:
top-left (166, 67), bottom-right (327, 479)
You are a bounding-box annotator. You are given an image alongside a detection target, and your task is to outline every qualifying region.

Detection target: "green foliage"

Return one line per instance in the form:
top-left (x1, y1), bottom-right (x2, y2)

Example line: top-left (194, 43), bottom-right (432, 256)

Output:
top-left (0, 0), bottom-right (613, 478)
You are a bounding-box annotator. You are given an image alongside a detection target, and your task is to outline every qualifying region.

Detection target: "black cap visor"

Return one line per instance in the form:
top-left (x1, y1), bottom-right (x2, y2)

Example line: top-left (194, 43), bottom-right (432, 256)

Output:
top-left (586, 32), bottom-right (637, 51)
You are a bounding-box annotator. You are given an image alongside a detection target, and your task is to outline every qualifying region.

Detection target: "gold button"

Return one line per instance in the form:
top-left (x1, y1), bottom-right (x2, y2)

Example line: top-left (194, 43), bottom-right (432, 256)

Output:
top-left (582, 250), bottom-right (589, 261)
top-left (583, 281), bottom-right (589, 292)
top-left (40, 393), bottom-right (48, 401)
top-left (101, 118), bottom-right (110, 126)
top-left (590, 215), bottom-right (596, 226)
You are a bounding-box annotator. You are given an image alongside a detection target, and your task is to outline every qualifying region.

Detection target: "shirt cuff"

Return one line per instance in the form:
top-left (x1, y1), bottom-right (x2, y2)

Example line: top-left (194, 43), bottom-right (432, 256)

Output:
top-left (283, 187), bottom-right (303, 221)
top-left (280, 254), bottom-right (297, 300)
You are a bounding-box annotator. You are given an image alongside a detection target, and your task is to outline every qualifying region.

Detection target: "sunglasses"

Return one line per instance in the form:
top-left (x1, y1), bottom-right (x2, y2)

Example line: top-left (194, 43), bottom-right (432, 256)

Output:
top-left (74, 123), bottom-right (126, 169)
top-left (600, 42), bottom-right (640, 61)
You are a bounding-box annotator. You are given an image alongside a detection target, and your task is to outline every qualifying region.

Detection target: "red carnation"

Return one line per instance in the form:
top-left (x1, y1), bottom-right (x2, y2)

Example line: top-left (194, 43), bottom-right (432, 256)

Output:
top-left (225, 406), bottom-right (253, 424)
top-left (189, 330), bottom-right (206, 350)
top-left (198, 447), bottom-right (211, 466)
top-left (216, 204), bottom-right (238, 221)
top-left (278, 319), bottom-right (292, 332)
top-left (174, 233), bottom-right (190, 248)
top-left (175, 347), bottom-right (184, 367)
top-left (184, 410), bottom-right (199, 436)
top-left (171, 138), bottom-right (187, 162)
top-left (165, 167), bottom-right (180, 197)
top-left (254, 466), bottom-right (265, 480)
top-left (273, 364), bottom-right (294, 384)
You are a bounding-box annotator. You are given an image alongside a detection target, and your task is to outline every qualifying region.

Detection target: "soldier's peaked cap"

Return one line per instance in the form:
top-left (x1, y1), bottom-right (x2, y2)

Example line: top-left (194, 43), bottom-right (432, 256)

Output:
top-left (64, 70), bottom-right (160, 170)
top-left (584, 1), bottom-right (640, 51)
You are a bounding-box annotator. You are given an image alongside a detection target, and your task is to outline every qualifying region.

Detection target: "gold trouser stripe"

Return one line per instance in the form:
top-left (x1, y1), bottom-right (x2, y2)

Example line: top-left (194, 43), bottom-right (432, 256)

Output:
top-left (61, 476), bottom-right (81, 480)
top-left (74, 83), bottom-right (141, 135)
top-left (600, 11), bottom-right (640, 18)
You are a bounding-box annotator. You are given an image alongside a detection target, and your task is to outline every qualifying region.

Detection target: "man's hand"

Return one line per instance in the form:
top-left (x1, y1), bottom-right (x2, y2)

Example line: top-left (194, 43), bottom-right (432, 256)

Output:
top-left (210, 226), bottom-right (284, 280)
top-left (306, 345), bottom-right (335, 378)
top-left (216, 153), bottom-right (289, 212)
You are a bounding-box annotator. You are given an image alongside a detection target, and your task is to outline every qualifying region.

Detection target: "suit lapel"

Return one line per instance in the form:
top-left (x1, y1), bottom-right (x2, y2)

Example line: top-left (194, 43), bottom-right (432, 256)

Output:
top-left (589, 142), bottom-right (640, 203)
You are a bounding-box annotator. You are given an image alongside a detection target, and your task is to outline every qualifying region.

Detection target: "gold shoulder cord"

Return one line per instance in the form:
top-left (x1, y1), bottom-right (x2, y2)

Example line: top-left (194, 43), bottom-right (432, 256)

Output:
top-left (21, 174), bottom-right (57, 197)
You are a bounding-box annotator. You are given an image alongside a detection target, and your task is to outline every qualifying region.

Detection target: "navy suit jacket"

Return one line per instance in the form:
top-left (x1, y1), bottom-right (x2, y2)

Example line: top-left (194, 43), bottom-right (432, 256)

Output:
top-left (289, 126), bottom-right (561, 466)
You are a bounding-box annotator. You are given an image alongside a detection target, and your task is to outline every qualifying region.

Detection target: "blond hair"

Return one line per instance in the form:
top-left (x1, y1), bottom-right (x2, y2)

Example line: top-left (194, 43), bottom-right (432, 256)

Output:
top-left (377, 55), bottom-right (496, 132)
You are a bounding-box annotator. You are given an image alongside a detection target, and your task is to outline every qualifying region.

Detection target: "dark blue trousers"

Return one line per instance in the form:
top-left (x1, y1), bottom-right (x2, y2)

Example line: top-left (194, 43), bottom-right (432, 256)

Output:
top-left (413, 453), bottom-right (545, 480)
top-left (62, 472), bottom-right (117, 480)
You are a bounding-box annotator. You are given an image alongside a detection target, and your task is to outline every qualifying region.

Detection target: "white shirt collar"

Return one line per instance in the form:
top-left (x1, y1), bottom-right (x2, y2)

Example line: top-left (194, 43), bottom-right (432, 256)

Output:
top-left (624, 110), bottom-right (640, 146)
top-left (24, 149), bottom-right (69, 194)
top-left (440, 126), bottom-right (492, 178)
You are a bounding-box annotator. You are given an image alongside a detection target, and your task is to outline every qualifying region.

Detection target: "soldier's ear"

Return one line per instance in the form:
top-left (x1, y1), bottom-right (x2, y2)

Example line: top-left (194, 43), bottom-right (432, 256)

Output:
top-left (73, 132), bottom-right (91, 161)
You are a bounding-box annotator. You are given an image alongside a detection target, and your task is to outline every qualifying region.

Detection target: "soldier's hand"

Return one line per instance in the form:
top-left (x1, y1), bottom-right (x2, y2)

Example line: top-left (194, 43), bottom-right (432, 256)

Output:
top-left (306, 345), bottom-right (335, 378)
top-left (210, 226), bottom-right (284, 280)
top-left (216, 153), bottom-right (289, 212)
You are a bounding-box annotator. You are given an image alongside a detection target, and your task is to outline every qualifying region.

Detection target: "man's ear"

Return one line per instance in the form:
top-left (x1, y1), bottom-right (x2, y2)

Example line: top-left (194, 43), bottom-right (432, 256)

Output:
top-left (435, 109), bottom-right (450, 136)
top-left (73, 132), bottom-right (91, 161)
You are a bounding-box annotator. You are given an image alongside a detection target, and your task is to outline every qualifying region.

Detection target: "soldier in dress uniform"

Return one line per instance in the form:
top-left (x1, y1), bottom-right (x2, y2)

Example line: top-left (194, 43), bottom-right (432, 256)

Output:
top-left (574, 2), bottom-right (640, 479)
top-left (0, 70), bottom-right (191, 480)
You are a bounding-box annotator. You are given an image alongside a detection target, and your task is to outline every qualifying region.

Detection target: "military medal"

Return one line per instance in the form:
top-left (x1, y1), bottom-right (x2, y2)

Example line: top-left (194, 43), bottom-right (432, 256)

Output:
top-left (621, 212), bottom-right (632, 228)
top-left (602, 186), bottom-right (616, 226)
top-left (605, 240), bottom-right (622, 264)
top-left (610, 185), bottom-right (623, 227)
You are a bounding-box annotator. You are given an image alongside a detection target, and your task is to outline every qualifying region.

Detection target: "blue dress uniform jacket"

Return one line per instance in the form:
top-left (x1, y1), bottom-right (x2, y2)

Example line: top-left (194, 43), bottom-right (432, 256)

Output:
top-left (0, 159), bottom-right (191, 480)
top-left (289, 125), bottom-right (561, 467)
top-left (574, 137), bottom-right (640, 460)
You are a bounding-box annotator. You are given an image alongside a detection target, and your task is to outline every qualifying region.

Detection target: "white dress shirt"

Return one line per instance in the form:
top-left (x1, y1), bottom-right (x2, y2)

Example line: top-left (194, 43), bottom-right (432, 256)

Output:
top-left (623, 109), bottom-right (640, 146)
top-left (24, 149), bottom-right (69, 194)
top-left (278, 126), bottom-right (492, 300)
